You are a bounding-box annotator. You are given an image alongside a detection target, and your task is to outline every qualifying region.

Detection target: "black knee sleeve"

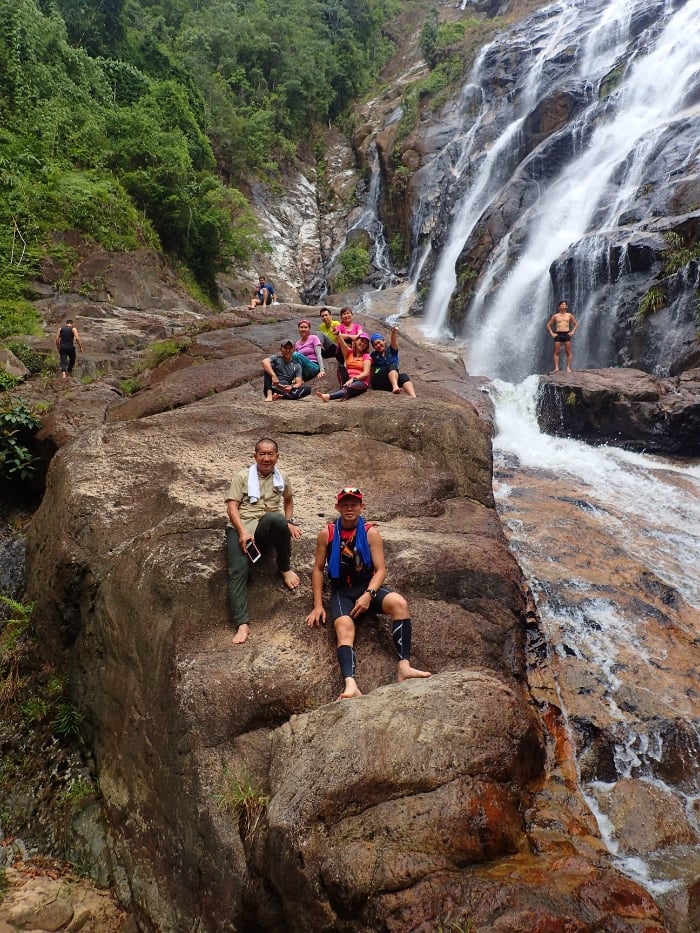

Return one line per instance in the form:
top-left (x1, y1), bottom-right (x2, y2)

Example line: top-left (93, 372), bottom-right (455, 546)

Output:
top-left (392, 619), bottom-right (411, 661)
top-left (337, 645), bottom-right (356, 678)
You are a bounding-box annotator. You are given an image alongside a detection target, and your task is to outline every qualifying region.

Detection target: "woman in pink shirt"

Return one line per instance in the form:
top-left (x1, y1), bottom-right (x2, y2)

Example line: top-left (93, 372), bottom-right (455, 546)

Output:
top-left (293, 320), bottom-right (325, 381)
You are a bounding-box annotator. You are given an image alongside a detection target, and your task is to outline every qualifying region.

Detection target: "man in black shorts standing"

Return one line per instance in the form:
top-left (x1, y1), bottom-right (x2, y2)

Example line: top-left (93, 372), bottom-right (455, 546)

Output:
top-left (546, 300), bottom-right (579, 373)
top-left (305, 487), bottom-right (430, 699)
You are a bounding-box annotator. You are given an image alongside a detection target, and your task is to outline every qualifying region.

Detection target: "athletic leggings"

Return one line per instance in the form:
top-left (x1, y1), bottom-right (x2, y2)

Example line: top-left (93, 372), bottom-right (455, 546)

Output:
top-left (326, 380), bottom-right (368, 401)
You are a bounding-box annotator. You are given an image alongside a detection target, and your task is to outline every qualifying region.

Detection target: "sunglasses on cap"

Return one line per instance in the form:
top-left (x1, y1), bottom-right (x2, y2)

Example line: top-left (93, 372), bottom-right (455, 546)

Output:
top-left (336, 487), bottom-right (363, 503)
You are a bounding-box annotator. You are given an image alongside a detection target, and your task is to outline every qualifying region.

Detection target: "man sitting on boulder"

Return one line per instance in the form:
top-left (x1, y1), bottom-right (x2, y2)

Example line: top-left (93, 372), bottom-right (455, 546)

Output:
top-left (305, 487), bottom-right (430, 698)
top-left (261, 339), bottom-right (312, 401)
top-left (249, 275), bottom-right (275, 309)
top-left (225, 437), bottom-right (302, 645)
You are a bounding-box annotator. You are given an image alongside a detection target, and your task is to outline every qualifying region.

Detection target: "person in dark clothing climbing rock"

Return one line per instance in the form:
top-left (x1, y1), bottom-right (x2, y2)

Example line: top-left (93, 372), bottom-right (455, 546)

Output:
top-left (55, 318), bottom-right (83, 378)
top-left (305, 487), bottom-right (430, 699)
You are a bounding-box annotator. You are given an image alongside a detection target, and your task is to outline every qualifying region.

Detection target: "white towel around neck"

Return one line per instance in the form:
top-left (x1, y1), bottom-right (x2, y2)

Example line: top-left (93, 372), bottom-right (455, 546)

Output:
top-left (247, 463), bottom-right (284, 503)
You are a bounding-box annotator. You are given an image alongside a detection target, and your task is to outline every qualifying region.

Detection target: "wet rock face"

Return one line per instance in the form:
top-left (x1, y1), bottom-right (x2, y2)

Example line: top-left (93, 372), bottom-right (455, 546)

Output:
top-left (536, 367), bottom-right (700, 455)
top-left (24, 316), bottom-right (664, 932)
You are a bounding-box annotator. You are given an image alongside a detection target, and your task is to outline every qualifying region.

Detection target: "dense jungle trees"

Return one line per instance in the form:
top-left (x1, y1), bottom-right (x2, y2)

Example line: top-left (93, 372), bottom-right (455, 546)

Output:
top-left (0, 0), bottom-right (398, 317)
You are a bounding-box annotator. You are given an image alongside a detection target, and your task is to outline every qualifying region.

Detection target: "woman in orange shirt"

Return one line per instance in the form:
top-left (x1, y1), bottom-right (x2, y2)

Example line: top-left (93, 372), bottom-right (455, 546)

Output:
top-left (316, 332), bottom-right (371, 401)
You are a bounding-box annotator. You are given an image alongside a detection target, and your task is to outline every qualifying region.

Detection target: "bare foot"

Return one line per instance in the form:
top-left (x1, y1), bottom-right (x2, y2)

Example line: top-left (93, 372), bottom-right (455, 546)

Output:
top-left (232, 624), bottom-right (250, 645)
top-left (397, 661), bottom-right (431, 683)
top-left (549, 369), bottom-right (560, 375)
top-left (315, 390), bottom-right (330, 402)
top-left (281, 569), bottom-right (300, 590)
top-left (337, 678), bottom-right (363, 699)
top-left (566, 368), bottom-right (573, 373)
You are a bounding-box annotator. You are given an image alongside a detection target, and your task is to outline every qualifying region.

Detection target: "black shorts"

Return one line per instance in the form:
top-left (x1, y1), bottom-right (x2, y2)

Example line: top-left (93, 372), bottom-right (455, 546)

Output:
top-left (554, 333), bottom-right (570, 343)
top-left (329, 583), bottom-right (393, 622)
top-left (371, 369), bottom-right (410, 391)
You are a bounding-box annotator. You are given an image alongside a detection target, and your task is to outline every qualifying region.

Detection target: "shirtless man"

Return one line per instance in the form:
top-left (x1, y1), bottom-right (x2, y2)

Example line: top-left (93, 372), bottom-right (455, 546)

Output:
top-left (225, 438), bottom-right (302, 644)
top-left (306, 487), bottom-right (431, 698)
top-left (547, 300), bottom-right (579, 373)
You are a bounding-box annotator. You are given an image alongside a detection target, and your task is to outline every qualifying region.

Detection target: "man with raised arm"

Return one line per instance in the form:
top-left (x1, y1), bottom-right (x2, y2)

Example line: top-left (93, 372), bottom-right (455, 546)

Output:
top-left (305, 487), bottom-right (430, 698)
top-left (225, 438), bottom-right (302, 645)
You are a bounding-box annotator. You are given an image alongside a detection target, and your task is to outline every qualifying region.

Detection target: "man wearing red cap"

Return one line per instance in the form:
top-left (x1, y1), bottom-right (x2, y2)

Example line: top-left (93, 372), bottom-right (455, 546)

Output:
top-left (306, 487), bottom-right (431, 698)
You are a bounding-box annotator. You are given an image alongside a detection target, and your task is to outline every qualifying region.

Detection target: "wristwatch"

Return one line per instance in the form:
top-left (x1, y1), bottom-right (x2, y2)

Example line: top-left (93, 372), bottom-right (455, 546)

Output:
top-left (366, 587), bottom-right (377, 597)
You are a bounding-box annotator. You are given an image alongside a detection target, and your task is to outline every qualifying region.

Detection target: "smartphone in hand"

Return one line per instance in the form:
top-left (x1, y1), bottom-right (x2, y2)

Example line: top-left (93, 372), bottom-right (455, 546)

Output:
top-left (245, 539), bottom-right (261, 563)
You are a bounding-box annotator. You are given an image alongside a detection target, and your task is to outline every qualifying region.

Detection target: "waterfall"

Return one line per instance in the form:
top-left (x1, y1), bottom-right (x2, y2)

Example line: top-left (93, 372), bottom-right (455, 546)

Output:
top-left (489, 377), bottom-right (700, 894)
top-left (324, 142), bottom-right (395, 297)
top-left (421, 0), bottom-right (700, 379)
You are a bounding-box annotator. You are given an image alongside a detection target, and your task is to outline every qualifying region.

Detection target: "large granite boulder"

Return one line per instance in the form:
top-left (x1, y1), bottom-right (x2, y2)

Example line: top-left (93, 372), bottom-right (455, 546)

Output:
top-left (23, 317), bottom-right (665, 932)
top-left (536, 367), bottom-right (700, 455)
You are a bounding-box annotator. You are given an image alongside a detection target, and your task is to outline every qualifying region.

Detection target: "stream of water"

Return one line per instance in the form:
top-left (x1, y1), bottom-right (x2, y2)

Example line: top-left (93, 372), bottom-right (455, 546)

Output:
top-left (488, 377), bottom-right (700, 895)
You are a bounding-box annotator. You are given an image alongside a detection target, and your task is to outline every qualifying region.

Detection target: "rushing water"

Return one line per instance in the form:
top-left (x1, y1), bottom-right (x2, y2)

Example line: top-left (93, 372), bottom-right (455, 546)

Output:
top-left (489, 377), bottom-right (700, 894)
top-left (420, 0), bottom-right (700, 380)
top-left (356, 0), bottom-right (700, 903)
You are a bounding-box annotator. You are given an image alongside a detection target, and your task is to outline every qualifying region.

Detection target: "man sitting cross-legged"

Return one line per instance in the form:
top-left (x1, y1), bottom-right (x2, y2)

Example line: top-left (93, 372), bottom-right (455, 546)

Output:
top-left (305, 487), bottom-right (431, 698)
top-left (261, 339), bottom-right (312, 401)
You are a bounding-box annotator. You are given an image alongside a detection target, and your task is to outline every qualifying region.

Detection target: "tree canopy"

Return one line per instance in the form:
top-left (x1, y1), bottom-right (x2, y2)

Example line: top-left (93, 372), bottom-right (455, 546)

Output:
top-left (0, 0), bottom-right (398, 316)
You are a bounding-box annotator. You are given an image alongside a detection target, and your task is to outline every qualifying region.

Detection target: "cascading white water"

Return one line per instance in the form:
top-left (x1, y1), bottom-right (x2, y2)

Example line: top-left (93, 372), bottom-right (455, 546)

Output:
top-left (357, 0), bottom-right (700, 908)
top-left (421, 0), bottom-right (700, 379)
top-left (489, 377), bottom-right (700, 894)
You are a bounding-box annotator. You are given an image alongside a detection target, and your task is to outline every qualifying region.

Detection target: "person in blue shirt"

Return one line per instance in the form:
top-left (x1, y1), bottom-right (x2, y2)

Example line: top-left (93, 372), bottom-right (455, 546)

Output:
top-left (249, 275), bottom-right (275, 309)
top-left (369, 327), bottom-right (416, 396)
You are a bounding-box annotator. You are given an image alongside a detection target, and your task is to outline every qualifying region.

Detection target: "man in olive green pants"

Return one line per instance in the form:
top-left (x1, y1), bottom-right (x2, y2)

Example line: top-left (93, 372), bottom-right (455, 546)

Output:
top-left (225, 437), bottom-right (302, 644)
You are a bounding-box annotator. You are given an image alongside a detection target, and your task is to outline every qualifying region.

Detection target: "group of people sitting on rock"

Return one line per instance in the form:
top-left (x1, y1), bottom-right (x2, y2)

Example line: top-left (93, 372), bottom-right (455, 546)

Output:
top-left (261, 307), bottom-right (417, 402)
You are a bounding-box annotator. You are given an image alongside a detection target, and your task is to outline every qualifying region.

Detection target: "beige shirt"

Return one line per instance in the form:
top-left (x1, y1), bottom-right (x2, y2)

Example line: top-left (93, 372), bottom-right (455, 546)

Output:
top-left (225, 468), bottom-right (292, 534)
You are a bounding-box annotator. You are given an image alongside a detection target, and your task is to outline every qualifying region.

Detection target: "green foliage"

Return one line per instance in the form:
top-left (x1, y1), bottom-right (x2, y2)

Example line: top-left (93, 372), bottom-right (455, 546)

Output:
top-left (335, 245), bottom-right (370, 290)
top-left (635, 287), bottom-right (667, 323)
top-left (143, 337), bottom-right (190, 369)
top-left (119, 376), bottom-right (142, 396)
top-left (0, 596), bottom-right (34, 650)
top-left (60, 776), bottom-right (94, 808)
top-left (4, 342), bottom-right (46, 373)
top-left (20, 695), bottom-right (48, 723)
top-left (0, 0), bottom-right (400, 293)
top-left (0, 295), bottom-right (43, 341)
top-left (216, 766), bottom-right (269, 843)
top-left (0, 370), bottom-right (19, 391)
top-left (662, 231), bottom-right (700, 275)
top-left (54, 703), bottom-right (83, 739)
top-left (420, 8), bottom-right (439, 67)
top-left (389, 233), bottom-right (406, 266)
top-left (599, 63), bottom-right (626, 100)
top-left (436, 21), bottom-right (466, 51)
top-left (0, 596), bottom-right (34, 706)
top-left (421, 10), bottom-right (465, 69)
top-left (0, 396), bottom-right (41, 481)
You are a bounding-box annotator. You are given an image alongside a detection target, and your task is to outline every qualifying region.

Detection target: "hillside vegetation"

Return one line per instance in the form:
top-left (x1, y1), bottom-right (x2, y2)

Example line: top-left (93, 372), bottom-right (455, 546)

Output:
top-left (0, 0), bottom-right (399, 326)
